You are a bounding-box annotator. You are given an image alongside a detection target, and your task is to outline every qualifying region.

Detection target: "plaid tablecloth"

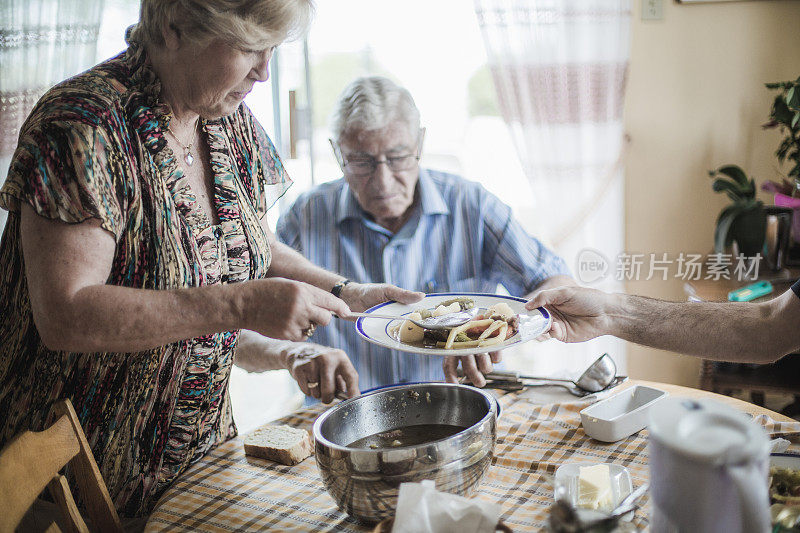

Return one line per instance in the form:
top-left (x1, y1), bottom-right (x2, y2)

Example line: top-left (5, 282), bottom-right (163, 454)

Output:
top-left (145, 389), bottom-right (800, 532)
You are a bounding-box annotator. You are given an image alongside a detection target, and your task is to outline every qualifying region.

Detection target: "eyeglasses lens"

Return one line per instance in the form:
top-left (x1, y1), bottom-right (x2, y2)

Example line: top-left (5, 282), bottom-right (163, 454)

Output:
top-left (346, 155), bottom-right (417, 177)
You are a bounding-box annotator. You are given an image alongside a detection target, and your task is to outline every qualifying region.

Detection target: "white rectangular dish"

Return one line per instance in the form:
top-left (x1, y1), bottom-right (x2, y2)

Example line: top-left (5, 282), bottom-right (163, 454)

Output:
top-left (580, 385), bottom-right (668, 442)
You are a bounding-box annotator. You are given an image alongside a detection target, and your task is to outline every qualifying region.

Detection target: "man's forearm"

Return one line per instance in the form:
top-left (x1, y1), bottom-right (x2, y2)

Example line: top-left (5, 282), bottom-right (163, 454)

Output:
top-left (608, 291), bottom-right (797, 363)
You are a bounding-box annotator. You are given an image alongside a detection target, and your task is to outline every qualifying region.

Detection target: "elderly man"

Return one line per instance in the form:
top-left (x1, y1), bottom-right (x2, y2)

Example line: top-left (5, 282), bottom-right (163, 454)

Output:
top-left (252, 75), bottom-right (572, 398)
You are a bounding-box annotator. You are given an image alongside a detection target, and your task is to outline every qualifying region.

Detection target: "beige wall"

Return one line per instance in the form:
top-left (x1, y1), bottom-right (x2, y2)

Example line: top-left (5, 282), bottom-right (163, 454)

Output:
top-left (624, 0), bottom-right (800, 385)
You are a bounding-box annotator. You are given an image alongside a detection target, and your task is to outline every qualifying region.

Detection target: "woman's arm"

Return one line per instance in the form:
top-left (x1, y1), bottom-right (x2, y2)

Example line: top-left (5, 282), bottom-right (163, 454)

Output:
top-left (21, 205), bottom-right (350, 352)
top-left (235, 330), bottom-right (359, 403)
top-left (261, 220), bottom-right (424, 312)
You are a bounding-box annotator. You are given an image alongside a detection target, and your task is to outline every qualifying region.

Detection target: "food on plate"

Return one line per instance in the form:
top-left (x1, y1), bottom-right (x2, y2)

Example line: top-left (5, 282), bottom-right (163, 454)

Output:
top-left (391, 298), bottom-right (519, 350)
top-left (770, 466), bottom-right (800, 505)
top-left (398, 312), bottom-right (425, 343)
top-left (243, 424), bottom-right (313, 465)
top-left (577, 464), bottom-right (613, 511)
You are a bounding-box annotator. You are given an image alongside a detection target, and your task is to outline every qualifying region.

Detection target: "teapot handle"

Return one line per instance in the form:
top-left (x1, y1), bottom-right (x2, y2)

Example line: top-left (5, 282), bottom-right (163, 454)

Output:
top-left (725, 461), bottom-right (770, 533)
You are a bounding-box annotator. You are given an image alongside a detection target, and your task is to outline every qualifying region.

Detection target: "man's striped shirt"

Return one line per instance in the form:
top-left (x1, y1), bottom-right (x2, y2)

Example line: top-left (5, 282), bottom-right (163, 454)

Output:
top-left (276, 168), bottom-right (570, 391)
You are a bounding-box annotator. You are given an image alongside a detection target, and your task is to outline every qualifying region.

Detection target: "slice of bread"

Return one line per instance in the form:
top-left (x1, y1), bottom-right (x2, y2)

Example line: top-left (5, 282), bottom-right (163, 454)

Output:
top-left (243, 424), bottom-right (313, 466)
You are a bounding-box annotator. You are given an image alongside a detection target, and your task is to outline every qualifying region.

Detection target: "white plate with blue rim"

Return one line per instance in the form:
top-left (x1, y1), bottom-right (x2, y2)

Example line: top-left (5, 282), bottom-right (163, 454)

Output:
top-left (354, 292), bottom-right (552, 357)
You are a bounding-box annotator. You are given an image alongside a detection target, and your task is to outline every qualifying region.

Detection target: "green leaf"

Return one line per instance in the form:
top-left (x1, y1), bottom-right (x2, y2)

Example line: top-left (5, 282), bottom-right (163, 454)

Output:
top-left (715, 207), bottom-right (743, 253)
top-left (766, 82), bottom-right (783, 89)
top-left (716, 203), bottom-right (739, 225)
top-left (712, 178), bottom-right (745, 200)
top-left (714, 164), bottom-right (749, 187)
top-left (793, 112), bottom-right (800, 129)
top-left (724, 191), bottom-right (741, 203)
top-left (773, 96), bottom-right (794, 125)
top-left (790, 86), bottom-right (800, 109)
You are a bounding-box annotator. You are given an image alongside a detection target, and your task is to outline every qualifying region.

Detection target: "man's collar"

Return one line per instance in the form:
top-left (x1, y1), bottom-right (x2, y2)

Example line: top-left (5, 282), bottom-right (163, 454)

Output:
top-left (335, 181), bottom-right (364, 225)
top-left (335, 168), bottom-right (450, 226)
top-left (417, 168), bottom-right (450, 216)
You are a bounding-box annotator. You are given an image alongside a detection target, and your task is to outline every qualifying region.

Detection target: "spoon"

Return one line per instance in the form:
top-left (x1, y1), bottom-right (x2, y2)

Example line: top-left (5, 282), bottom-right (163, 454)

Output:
top-left (484, 353), bottom-right (618, 393)
top-left (548, 483), bottom-right (649, 532)
top-left (349, 308), bottom-right (480, 330)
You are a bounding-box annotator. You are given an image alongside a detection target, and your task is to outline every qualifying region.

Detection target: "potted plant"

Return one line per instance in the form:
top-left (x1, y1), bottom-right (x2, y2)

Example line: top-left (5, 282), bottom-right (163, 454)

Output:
top-left (763, 77), bottom-right (800, 190)
top-left (709, 164), bottom-right (765, 256)
top-left (763, 77), bottom-right (800, 244)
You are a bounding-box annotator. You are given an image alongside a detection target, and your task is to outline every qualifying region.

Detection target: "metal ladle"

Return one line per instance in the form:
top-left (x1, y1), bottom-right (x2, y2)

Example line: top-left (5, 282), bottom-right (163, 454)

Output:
top-left (483, 353), bottom-right (618, 393)
top-left (349, 307), bottom-right (480, 330)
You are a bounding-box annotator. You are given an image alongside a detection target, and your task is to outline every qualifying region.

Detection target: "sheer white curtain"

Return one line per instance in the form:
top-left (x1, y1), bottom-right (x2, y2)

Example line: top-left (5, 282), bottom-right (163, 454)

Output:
top-left (474, 0), bottom-right (630, 374)
top-left (0, 0), bottom-right (104, 233)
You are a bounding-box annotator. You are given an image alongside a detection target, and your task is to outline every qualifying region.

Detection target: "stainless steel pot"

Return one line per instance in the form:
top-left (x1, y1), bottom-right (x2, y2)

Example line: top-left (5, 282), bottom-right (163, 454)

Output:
top-left (313, 382), bottom-right (497, 523)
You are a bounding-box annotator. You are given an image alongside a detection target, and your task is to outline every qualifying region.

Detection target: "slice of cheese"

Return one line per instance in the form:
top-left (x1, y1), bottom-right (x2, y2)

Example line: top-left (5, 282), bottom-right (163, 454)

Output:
top-left (577, 464), bottom-right (613, 510)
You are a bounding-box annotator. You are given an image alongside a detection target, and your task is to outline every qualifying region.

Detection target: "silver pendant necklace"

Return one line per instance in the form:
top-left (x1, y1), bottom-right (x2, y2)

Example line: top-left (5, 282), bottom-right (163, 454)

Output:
top-left (166, 119), bottom-right (198, 166)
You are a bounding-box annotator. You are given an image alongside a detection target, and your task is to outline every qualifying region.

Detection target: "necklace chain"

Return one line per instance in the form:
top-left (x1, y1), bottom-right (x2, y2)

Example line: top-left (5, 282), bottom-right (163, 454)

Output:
top-left (166, 118), bottom-right (199, 166)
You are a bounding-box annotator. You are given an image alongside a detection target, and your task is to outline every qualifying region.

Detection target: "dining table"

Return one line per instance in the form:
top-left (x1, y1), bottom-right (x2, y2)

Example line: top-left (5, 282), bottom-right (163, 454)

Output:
top-left (144, 379), bottom-right (800, 532)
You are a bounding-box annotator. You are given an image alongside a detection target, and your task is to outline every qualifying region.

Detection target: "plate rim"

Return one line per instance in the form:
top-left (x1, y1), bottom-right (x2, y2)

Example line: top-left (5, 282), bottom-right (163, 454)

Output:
top-left (354, 292), bottom-right (551, 357)
top-left (770, 452), bottom-right (800, 464)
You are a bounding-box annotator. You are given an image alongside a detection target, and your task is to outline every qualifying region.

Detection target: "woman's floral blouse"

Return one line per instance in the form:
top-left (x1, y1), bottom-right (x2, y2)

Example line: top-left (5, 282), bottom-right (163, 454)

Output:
top-left (0, 32), bottom-right (290, 516)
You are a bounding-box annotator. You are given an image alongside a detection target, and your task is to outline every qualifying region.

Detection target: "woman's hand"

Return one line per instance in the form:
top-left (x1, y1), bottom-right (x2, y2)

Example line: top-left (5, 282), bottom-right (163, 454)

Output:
top-left (243, 278), bottom-right (351, 341)
top-left (442, 352), bottom-right (502, 387)
top-left (339, 282), bottom-right (424, 313)
top-left (285, 344), bottom-right (359, 403)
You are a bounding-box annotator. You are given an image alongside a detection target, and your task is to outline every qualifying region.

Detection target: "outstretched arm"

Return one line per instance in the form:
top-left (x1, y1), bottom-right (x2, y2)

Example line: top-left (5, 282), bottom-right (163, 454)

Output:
top-left (527, 285), bottom-right (800, 364)
top-left (22, 206), bottom-right (350, 352)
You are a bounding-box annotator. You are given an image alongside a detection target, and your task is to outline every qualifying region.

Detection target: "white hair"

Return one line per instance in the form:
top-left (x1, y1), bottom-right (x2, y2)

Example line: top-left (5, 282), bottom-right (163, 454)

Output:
top-left (330, 76), bottom-right (421, 143)
top-left (131, 0), bottom-right (314, 50)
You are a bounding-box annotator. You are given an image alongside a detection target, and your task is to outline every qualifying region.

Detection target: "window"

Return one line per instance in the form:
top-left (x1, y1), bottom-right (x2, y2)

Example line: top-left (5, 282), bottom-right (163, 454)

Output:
top-left (248, 0), bottom-right (540, 235)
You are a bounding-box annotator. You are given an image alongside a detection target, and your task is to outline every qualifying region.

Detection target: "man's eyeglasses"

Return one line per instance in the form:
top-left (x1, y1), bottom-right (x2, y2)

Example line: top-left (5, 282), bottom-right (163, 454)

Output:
top-left (331, 129), bottom-right (425, 178)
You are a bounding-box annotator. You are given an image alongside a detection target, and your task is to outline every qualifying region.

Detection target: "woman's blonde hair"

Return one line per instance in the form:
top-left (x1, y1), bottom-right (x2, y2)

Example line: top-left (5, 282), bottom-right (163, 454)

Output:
top-left (330, 76), bottom-right (421, 143)
top-left (131, 0), bottom-right (313, 50)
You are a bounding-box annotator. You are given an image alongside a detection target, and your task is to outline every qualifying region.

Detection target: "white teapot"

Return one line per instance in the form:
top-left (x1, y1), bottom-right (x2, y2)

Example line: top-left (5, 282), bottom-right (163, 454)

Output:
top-left (648, 397), bottom-right (771, 533)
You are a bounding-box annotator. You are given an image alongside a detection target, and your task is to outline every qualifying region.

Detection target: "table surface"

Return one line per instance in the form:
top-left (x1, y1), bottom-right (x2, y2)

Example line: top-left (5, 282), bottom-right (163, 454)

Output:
top-left (145, 380), bottom-right (800, 532)
top-left (683, 268), bottom-right (799, 302)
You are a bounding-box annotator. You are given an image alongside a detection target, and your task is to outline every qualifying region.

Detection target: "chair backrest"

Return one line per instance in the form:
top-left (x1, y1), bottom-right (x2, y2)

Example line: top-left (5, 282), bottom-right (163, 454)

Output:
top-left (0, 399), bottom-right (123, 533)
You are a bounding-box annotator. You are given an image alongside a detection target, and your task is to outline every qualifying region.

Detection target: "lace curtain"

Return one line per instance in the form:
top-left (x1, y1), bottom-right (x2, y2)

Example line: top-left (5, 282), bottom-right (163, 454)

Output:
top-left (0, 0), bottom-right (104, 232)
top-left (475, 0), bottom-right (631, 374)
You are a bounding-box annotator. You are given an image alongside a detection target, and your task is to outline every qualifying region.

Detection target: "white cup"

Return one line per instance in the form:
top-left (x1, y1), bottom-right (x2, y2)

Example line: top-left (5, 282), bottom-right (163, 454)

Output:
top-left (648, 397), bottom-right (770, 533)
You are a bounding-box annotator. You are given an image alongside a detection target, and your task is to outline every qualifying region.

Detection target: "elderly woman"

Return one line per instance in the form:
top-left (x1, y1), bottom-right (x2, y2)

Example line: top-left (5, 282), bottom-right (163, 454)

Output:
top-left (0, 0), bottom-right (420, 517)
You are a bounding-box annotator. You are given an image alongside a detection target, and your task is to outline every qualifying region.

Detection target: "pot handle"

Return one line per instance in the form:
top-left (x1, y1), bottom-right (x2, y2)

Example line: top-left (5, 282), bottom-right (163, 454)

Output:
top-left (725, 461), bottom-right (770, 533)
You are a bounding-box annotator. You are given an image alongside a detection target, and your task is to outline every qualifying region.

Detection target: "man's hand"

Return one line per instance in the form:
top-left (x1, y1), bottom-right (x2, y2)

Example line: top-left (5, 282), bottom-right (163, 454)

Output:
top-left (339, 282), bottom-right (424, 313)
top-left (443, 352), bottom-right (502, 387)
top-left (526, 286), bottom-right (613, 343)
top-left (285, 343), bottom-right (359, 404)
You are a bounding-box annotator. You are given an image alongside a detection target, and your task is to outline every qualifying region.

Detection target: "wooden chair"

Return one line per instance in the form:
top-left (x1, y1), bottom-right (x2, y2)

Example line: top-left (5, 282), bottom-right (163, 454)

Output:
top-left (0, 399), bottom-right (123, 533)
